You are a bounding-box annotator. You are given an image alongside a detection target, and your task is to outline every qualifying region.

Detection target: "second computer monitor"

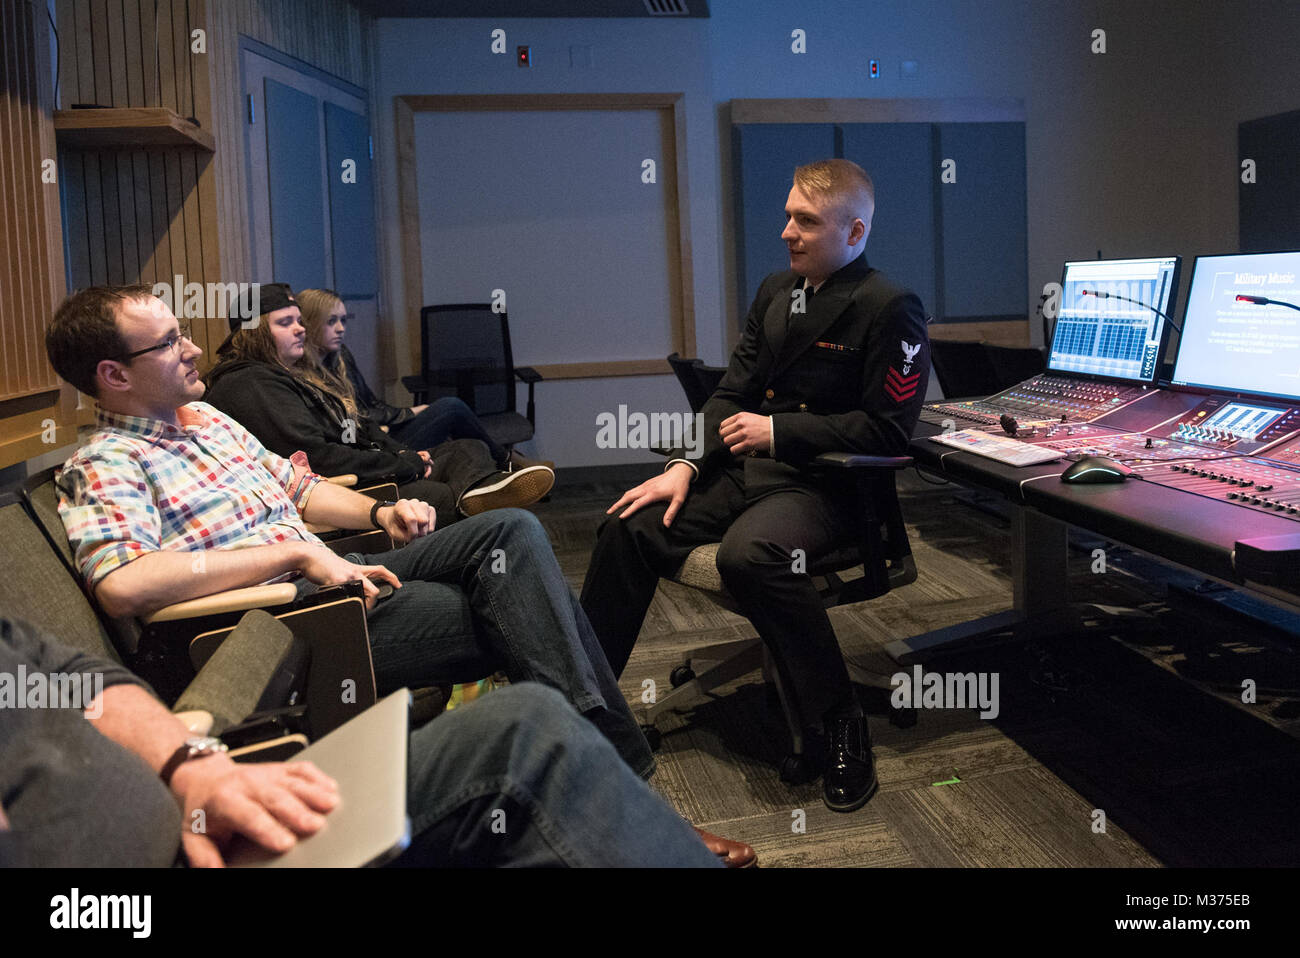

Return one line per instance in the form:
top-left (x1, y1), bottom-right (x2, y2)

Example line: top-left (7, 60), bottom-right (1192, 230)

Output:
top-left (1049, 256), bottom-right (1182, 383)
top-left (1171, 250), bottom-right (1300, 402)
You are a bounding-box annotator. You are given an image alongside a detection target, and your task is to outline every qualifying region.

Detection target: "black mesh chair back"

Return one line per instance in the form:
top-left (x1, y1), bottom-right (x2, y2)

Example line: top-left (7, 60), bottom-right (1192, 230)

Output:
top-left (667, 353), bottom-right (728, 414)
top-left (422, 304), bottom-right (516, 416)
top-left (929, 338), bottom-right (1001, 399)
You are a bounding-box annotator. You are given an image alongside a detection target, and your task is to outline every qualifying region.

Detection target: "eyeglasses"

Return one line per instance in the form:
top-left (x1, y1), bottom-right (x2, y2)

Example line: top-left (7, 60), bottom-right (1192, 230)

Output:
top-left (118, 324), bottom-right (194, 361)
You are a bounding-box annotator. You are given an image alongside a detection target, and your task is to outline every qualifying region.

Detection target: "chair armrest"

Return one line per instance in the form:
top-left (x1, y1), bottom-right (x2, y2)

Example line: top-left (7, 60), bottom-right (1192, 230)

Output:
top-left (811, 452), bottom-right (913, 470)
top-left (514, 366), bottom-right (543, 384)
top-left (356, 482), bottom-right (399, 501)
top-left (173, 609), bottom-right (298, 733)
top-left (173, 710), bottom-right (214, 735)
top-left (401, 374), bottom-right (428, 402)
top-left (143, 583), bottom-right (300, 624)
top-left (228, 734), bottom-right (308, 762)
top-left (327, 474), bottom-right (358, 487)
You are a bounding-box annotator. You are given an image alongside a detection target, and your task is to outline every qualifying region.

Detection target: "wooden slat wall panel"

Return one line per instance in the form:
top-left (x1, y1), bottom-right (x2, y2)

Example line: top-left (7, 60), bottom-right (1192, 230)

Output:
top-left (56, 0), bottom-right (372, 367)
top-left (57, 0), bottom-right (216, 357)
top-left (0, 0), bottom-right (73, 467)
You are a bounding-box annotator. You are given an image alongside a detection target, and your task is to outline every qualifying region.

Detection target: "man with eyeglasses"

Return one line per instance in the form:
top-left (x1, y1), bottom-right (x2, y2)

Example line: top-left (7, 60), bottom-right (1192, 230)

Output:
top-left (41, 284), bottom-right (758, 867)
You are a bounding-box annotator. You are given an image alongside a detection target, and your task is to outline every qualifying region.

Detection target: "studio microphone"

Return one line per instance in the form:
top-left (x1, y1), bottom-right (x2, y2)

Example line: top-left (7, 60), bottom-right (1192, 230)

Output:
top-left (1236, 294), bottom-right (1300, 312)
top-left (1080, 289), bottom-right (1182, 335)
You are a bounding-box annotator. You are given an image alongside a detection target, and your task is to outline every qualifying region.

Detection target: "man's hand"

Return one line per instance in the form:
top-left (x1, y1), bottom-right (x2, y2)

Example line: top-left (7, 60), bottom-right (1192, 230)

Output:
top-left (416, 450), bottom-right (433, 479)
top-left (607, 462), bottom-right (693, 527)
top-left (171, 754), bottom-right (339, 868)
top-left (376, 498), bottom-right (435, 544)
top-left (298, 543), bottom-right (400, 608)
top-left (719, 412), bottom-right (771, 457)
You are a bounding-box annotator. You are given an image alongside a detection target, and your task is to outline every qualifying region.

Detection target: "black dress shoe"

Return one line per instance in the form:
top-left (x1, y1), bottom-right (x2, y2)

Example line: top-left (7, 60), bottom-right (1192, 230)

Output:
top-left (823, 716), bottom-right (879, 812)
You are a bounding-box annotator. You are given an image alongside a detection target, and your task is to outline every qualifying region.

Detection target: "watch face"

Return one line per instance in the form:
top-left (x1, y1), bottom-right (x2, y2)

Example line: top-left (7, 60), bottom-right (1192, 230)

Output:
top-left (188, 736), bottom-right (227, 755)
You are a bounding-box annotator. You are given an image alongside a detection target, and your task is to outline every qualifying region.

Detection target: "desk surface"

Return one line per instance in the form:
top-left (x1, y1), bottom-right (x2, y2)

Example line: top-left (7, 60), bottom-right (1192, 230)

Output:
top-left (911, 420), bottom-right (1300, 596)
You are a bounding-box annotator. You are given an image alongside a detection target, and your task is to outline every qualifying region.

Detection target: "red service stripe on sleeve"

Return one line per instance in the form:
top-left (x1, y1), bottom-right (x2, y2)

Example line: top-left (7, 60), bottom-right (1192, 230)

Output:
top-left (884, 381), bottom-right (919, 402)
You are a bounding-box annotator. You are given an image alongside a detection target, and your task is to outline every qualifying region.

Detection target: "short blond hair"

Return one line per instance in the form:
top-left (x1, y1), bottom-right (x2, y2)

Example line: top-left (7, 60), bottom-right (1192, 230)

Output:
top-left (793, 159), bottom-right (875, 226)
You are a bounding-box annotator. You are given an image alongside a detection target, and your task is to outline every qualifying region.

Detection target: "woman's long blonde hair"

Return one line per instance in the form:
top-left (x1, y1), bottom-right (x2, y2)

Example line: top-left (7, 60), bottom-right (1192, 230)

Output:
top-left (296, 288), bottom-right (359, 418)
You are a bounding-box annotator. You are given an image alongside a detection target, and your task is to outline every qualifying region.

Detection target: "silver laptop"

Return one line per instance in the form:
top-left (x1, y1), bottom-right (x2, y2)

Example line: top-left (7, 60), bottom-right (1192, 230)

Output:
top-left (229, 689), bottom-right (411, 868)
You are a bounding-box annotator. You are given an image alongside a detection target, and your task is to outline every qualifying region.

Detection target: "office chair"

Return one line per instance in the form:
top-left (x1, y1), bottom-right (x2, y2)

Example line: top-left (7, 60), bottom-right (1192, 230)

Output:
top-left (22, 467), bottom-right (379, 737)
top-left (401, 304), bottom-right (542, 452)
top-left (0, 496), bottom-right (308, 757)
top-left (667, 352), bottom-right (728, 414)
top-left (928, 338), bottom-right (1001, 399)
top-left (985, 343), bottom-right (1047, 392)
top-left (644, 359), bottom-right (921, 781)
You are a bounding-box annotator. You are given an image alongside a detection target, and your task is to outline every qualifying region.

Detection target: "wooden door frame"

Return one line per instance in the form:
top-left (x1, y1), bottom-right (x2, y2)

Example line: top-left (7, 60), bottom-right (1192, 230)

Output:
top-left (393, 93), bottom-right (695, 380)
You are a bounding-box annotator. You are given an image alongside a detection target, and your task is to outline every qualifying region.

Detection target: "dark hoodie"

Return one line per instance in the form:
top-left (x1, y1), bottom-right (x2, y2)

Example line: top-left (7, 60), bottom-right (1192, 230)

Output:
top-left (204, 358), bottom-right (428, 484)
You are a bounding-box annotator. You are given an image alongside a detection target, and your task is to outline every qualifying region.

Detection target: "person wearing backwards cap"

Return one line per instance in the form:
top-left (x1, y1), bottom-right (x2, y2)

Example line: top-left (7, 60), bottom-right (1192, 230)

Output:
top-left (203, 283), bottom-right (554, 526)
top-left (43, 282), bottom-right (758, 866)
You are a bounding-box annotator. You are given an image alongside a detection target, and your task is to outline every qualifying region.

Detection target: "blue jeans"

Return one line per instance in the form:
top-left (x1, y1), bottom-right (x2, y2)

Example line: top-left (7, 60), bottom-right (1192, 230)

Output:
top-left (393, 683), bottom-right (721, 867)
top-left (348, 509), bottom-right (655, 779)
top-left (389, 397), bottom-right (509, 467)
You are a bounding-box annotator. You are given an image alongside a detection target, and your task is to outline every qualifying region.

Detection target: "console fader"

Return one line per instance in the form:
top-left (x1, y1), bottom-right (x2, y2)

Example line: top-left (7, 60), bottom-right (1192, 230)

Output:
top-left (921, 374), bottom-right (1153, 428)
top-left (1121, 398), bottom-right (1300, 521)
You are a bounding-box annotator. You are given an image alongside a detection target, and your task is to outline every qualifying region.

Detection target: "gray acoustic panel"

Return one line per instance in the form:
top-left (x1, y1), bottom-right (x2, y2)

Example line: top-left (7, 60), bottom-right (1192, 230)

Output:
top-left (840, 122), bottom-right (937, 316)
top-left (732, 123), bottom-right (836, 311)
top-left (1240, 109), bottom-right (1300, 253)
top-left (935, 122), bottom-right (1027, 320)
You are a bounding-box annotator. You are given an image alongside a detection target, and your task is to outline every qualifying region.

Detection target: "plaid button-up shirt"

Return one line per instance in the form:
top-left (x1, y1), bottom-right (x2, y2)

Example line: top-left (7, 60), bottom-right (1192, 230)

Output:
top-left (57, 402), bottom-right (325, 590)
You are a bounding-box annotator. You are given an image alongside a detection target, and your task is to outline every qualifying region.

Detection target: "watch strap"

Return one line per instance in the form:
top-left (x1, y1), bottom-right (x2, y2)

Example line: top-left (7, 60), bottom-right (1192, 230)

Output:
top-left (160, 737), bottom-right (227, 787)
top-left (370, 499), bottom-right (398, 529)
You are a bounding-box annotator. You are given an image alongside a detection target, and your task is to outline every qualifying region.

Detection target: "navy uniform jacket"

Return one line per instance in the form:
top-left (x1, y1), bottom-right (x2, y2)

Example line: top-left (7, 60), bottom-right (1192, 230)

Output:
top-left (676, 253), bottom-right (930, 501)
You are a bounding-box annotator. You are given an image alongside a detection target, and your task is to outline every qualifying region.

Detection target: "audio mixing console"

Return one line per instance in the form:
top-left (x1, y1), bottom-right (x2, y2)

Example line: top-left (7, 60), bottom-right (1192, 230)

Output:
top-left (922, 375), bottom-right (1155, 428)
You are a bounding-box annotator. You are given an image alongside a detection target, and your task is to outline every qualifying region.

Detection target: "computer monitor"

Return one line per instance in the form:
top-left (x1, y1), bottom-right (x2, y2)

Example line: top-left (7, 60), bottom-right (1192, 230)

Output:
top-left (1171, 250), bottom-right (1300, 401)
top-left (1048, 256), bottom-right (1182, 383)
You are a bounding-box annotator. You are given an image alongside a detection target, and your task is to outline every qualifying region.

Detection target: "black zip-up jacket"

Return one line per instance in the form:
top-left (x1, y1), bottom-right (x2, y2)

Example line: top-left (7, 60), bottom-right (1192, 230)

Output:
top-left (204, 358), bottom-right (427, 483)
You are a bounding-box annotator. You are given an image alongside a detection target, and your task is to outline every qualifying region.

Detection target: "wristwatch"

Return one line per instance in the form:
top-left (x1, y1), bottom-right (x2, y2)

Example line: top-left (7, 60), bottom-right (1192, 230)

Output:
top-left (370, 499), bottom-right (398, 529)
top-left (160, 736), bottom-right (229, 786)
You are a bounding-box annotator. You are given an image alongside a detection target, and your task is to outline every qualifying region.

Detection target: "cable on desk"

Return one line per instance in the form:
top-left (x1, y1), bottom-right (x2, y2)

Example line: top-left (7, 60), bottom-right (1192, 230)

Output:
top-left (913, 465), bottom-right (950, 486)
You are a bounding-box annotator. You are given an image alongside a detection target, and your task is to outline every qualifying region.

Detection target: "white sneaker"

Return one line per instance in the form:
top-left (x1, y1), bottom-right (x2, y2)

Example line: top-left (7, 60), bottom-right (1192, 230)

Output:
top-left (458, 465), bottom-right (555, 516)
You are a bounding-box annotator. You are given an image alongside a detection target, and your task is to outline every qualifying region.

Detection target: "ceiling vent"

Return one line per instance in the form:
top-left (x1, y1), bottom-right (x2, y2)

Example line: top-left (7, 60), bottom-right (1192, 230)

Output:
top-left (643, 0), bottom-right (690, 15)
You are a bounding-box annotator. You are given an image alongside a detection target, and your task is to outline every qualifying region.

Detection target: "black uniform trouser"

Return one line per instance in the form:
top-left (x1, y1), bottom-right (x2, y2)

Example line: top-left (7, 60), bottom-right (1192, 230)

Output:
top-left (392, 438), bottom-right (498, 529)
top-left (579, 463), bottom-right (862, 724)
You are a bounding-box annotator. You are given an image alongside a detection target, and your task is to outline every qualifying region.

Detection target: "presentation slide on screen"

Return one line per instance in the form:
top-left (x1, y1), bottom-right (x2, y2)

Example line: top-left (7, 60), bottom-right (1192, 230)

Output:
top-left (1174, 252), bottom-right (1300, 399)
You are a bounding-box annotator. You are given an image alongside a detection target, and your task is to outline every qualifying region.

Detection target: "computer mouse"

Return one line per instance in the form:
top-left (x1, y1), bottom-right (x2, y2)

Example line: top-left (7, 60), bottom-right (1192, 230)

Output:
top-left (1061, 455), bottom-right (1134, 484)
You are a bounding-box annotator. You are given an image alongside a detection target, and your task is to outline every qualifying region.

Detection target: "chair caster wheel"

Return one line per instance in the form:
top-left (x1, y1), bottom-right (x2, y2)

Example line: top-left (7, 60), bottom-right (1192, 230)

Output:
top-left (640, 724), bottom-right (662, 752)
top-left (779, 753), bottom-right (819, 785)
top-left (669, 665), bottom-right (696, 688)
top-left (890, 707), bottom-right (917, 729)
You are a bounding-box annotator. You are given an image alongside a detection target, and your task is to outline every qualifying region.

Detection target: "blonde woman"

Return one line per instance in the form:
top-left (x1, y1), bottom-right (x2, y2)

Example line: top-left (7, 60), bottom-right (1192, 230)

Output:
top-left (205, 283), bottom-right (553, 527)
top-left (297, 288), bottom-right (552, 471)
